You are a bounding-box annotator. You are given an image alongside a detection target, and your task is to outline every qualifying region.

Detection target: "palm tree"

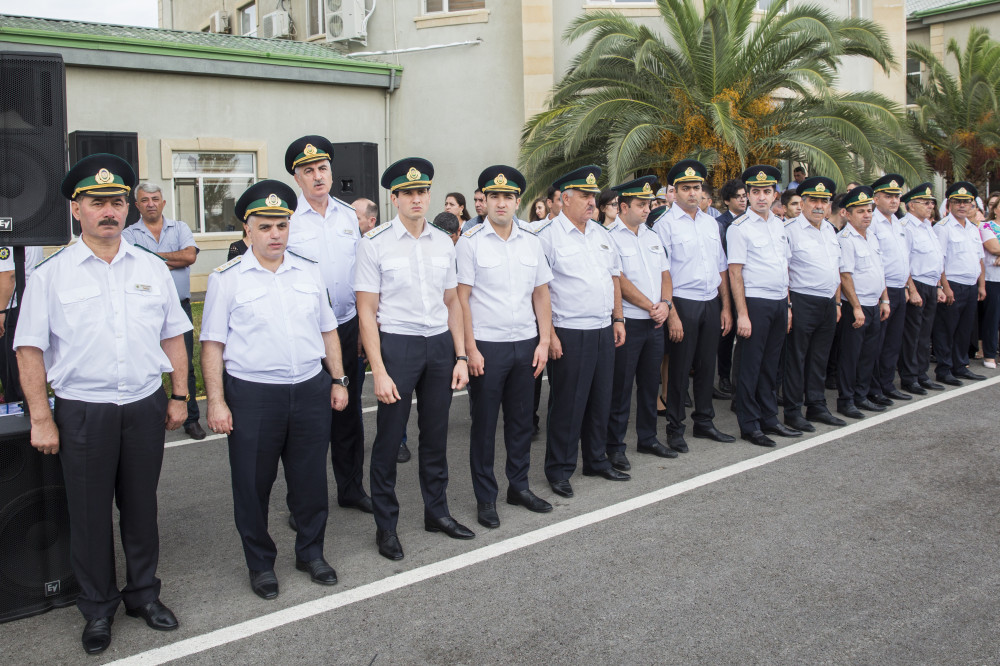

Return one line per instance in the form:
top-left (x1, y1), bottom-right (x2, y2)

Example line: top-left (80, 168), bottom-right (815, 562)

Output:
top-left (907, 26), bottom-right (1000, 188)
top-left (519, 0), bottom-right (927, 197)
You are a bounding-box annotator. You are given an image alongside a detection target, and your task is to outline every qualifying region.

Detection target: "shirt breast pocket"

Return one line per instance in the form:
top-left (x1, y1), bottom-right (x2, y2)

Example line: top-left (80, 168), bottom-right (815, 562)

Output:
top-left (556, 244), bottom-right (586, 275)
top-left (518, 253), bottom-right (538, 287)
top-left (234, 286), bottom-right (268, 326)
top-left (58, 284), bottom-right (101, 328)
top-left (292, 282), bottom-right (320, 320)
top-left (430, 255), bottom-right (451, 289)
top-left (618, 245), bottom-right (640, 276)
top-left (382, 257), bottom-right (411, 288)
top-left (125, 282), bottom-right (163, 320)
top-left (856, 249), bottom-right (871, 269)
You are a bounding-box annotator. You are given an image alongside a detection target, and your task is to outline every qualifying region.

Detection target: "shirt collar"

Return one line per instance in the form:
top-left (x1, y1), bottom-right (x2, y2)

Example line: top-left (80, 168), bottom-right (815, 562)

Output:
top-left (556, 211), bottom-right (592, 235)
top-left (238, 247), bottom-right (299, 274)
top-left (391, 215), bottom-right (432, 239)
top-left (481, 219), bottom-right (521, 241)
top-left (71, 238), bottom-right (133, 265)
top-left (295, 194), bottom-right (334, 218)
top-left (668, 204), bottom-right (702, 224)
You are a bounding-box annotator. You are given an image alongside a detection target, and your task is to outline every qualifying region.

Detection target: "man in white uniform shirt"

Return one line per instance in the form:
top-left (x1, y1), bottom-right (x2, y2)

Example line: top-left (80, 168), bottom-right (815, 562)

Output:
top-left (457, 165), bottom-right (554, 529)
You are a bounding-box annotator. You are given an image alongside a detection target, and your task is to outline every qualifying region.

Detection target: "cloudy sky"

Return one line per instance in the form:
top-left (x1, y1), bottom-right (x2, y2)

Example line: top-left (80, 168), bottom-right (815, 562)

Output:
top-left (0, 0), bottom-right (157, 26)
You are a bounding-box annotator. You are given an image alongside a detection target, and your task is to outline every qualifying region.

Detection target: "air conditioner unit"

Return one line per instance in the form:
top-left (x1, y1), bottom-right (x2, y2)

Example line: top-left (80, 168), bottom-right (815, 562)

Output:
top-left (207, 10), bottom-right (230, 34)
top-left (325, 0), bottom-right (366, 42)
top-left (262, 10), bottom-right (291, 39)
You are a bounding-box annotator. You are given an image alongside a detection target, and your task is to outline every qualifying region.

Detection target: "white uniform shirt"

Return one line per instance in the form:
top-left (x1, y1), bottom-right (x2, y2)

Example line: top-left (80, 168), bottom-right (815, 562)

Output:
top-left (0, 246), bottom-right (45, 308)
top-left (535, 213), bottom-right (621, 329)
top-left (784, 215), bottom-right (841, 298)
top-left (839, 225), bottom-right (886, 307)
top-left (200, 250), bottom-right (337, 385)
top-left (608, 220), bottom-right (669, 320)
top-left (287, 195), bottom-right (359, 324)
top-left (13, 240), bottom-right (191, 404)
top-left (456, 220), bottom-right (552, 342)
top-left (653, 204), bottom-right (726, 301)
top-left (903, 213), bottom-right (944, 287)
top-left (726, 209), bottom-right (790, 300)
top-left (870, 209), bottom-right (911, 289)
top-left (935, 214), bottom-right (984, 286)
top-left (979, 224), bottom-right (1000, 282)
top-left (354, 216), bottom-right (458, 337)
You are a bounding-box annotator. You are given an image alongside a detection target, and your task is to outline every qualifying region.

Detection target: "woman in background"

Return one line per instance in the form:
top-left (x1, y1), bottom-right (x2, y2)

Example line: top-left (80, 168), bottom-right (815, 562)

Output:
top-left (444, 192), bottom-right (471, 227)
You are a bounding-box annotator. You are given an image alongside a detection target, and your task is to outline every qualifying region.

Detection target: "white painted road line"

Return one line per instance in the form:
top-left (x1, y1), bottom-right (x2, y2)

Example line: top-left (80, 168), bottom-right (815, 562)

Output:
top-left (110, 374), bottom-right (1000, 666)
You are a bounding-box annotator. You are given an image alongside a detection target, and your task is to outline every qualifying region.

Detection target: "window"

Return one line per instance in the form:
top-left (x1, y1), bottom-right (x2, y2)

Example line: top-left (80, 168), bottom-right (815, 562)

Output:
top-left (424, 0), bottom-right (485, 13)
top-left (907, 58), bottom-right (922, 105)
top-left (239, 2), bottom-right (257, 36)
top-left (308, 0), bottom-right (324, 37)
top-left (172, 152), bottom-right (256, 234)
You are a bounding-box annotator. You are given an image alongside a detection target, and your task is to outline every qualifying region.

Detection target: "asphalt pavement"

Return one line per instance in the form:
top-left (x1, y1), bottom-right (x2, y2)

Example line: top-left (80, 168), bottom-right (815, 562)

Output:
top-left (4, 373), bottom-right (1000, 665)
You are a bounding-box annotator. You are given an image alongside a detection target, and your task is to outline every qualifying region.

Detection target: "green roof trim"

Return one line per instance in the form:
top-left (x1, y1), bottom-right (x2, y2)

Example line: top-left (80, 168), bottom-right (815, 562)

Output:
top-left (0, 14), bottom-right (401, 76)
top-left (908, 0), bottom-right (1000, 19)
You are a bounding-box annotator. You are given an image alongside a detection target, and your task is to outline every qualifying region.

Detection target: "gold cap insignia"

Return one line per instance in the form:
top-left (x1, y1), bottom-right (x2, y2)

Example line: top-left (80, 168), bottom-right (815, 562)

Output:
top-left (958, 187), bottom-right (967, 195)
top-left (265, 193), bottom-right (281, 207)
top-left (586, 173), bottom-right (597, 185)
top-left (494, 173), bottom-right (508, 187)
top-left (858, 192), bottom-right (869, 202)
top-left (95, 168), bottom-right (114, 185)
top-left (926, 187), bottom-right (932, 196)
top-left (889, 180), bottom-right (898, 189)
top-left (816, 183), bottom-right (826, 192)
top-left (684, 167), bottom-right (695, 178)
top-left (406, 167), bottom-right (421, 181)
top-left (756, 171), bottom-right (767, 182)
top-left (642, 183), bottom-right (652, 194)
top-left (304, 143), bottom-right (318, 157)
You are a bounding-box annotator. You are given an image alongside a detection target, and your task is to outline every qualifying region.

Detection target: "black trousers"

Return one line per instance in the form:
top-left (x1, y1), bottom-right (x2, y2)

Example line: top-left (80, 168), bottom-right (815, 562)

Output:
top-left (872, 286), bottom-right (907, 395)
top-left (933, 282), bottom-right (978, 377)
top-left (607, 318), bottom-right (663, 451)
top-left (180, 299), bottom-right (199, 425)
top-left (370, 331), bottom-right (455, 531)
top-left (545, 325), bottom-right (614, 482)
top-left (0, 305), bottom-right (22, 401)
top-left (666, 297), bottom-right (721, 436)
top-left (225, 371), bottom-right (332, 571)
top-left (55, 391), bottom-right (167, 620)
top-left (329, 315), bottom-right (366, 504)
top-left (783, 291), bottom-right (837, 416)
top-left (899, 280), bottom-right (938, 384)
top-left (717, 294), bottom-right (736, 383)
top-left (838, 304), bottom-right (881, 408)
top-left (733, 297), bottom-right (786, 433)
top-left (981, 281), bottom-right (1000, 359)
top-left (468, 337), bottom-right (537, 503)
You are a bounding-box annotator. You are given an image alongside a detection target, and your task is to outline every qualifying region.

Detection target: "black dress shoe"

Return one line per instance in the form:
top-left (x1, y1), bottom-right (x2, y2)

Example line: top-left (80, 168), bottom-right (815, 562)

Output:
top-left (719, 377), bottom-right (734, 394)
top-left (339, 496), bottom-right (375, 514)
top-left (249, 569), bottom-right (279, 600)
top-left (608, 451), bottom-right (631, 471)
top-left (837, 404), bottom-right (865, 419)
top-left (296, 558), bottom-right (338, 585)
top-left (784, 414), bottom-right (815, 432)
top-left (582, 466), bottom-right (631, 481)
top-left (549, 479), bottom-right (574, 498)
top-left (867, 393), bottom-right (894, 407)
top-left (288, 513), bottom-right (297, 532)
top-left (125, 599), bottom-right (178, 631)
top-left (397, 441), bottom-right (411, 463)
top-left (856, 398), bottom-right (886, 412)
top-left (425, 515), bottom-right (475, 539)
top-left (184, 421), bottom-right (207, 440)
top-left (667, 435), bottom-right (689, 453)
top-left (477, 502), bottom-right (500, 528)
top-left (741, 430), bottom-right (775, 447)
top-left (692, 423), bottom-right (736, 442)
top-left (883, 388), bottom-right (912, 401)
top-left (937, 374), bottom-right (963, 387)
top-left (506, 488), bottom-right (553, 513)
top-left (919, 378), bottom-right (945, 390)
top-left (376, 529), bottom-right (404, 560)
top-left (954, 368), bottom-right (986, 381)
top-left (762, 423), bottom-right (802, 438)
top-left (806, 410), bottom-right (847, 426)
top-left (82, 616), bottom-right (113, 654)
top-left (636, 440), bottom-right (678, 458)
top-left (900, 382), bottom-right (927, 395)
top-left (712, 385), bottom-right (733, 400)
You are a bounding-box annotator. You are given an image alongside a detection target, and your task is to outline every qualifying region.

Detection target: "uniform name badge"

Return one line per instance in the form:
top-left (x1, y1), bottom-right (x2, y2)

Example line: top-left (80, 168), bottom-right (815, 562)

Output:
top-left (134, 283), bottom-right (152, 292)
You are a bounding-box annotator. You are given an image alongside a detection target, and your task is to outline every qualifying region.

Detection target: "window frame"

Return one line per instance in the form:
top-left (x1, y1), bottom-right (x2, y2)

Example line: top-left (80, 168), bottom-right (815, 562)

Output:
top-left (307, 0), bottom-right (325, 38)
top-left (423, 0), bottom-right (486, 14)
top-left (171, 151), bottom-right (258, 235)
top-left (239, 1), bottom-right (257, 37)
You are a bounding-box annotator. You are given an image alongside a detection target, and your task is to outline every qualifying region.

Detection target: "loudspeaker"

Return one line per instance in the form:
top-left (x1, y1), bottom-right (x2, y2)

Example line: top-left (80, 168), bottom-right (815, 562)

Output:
top-left (330, 142), bottom-right (378, 205)
top-left (69, 131), bottom-right (141, 231)
top-left (0, 413), bottom-right (79, 623)
top-left (0, 52), bottom-right (70, 247)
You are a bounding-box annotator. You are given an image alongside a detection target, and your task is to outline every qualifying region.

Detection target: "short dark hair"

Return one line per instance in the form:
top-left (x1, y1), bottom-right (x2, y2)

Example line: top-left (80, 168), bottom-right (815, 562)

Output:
top-left (434, 211), bottom-right (460, 235)
top-left (793, 166), bottom-right (806, 175)
top-left (546, 185), bottom-right (560, 201)
top-left (719, 178), bottom-right (744, 203)
top-left (474, 188), bottom-right (483, 195)
top-left (780, 189), bottom-right (800, 206)
top-left (830, 193), bottom-right (847, 215)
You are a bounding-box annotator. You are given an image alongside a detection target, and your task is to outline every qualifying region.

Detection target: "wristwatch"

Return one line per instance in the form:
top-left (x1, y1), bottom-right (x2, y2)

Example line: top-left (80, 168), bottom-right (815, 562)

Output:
top-left (660, 299), bottom-right (673, 310)
top-left (612, 317), bottom-right (625, 323)
top-left (332, 376), bottom-right (350, 387)
top-left (169, 393), bottom-right (189, 402)
top-left (455, 355), bottom-right (469, 363)
top-left (879, 299), bottom-right (890, 305)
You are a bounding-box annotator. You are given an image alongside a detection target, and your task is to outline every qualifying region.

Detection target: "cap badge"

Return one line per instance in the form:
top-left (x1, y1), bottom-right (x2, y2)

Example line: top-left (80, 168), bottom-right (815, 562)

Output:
top-left (586, 173), bottom-right (597, 185)
top-left (266, 193), bottom-right (281, 207)
top-left (889, 180), bottom-right (898, 189)
top-left (858, 192), bottom-right (869, 202)
top-left (816, 183), bottom-right (826, 192)
top-left (756, 171), bottom-right (766, 182)
top-left (642, 183), bottom-right (652, 194)
top-left (95, 168), bottom-right (114, 185)
top-left (494, 173), bottom-right (508, 187)
top-left (925, 187), bottom-right (932, 196)
top-left (304, 143), bottom-right (318, 157)
top-left (684, 167), bottom-right (695, 178)
top-left (406, 167), bottom-right (421, 181)
top-left (958, 187), bottom-right (967, 195)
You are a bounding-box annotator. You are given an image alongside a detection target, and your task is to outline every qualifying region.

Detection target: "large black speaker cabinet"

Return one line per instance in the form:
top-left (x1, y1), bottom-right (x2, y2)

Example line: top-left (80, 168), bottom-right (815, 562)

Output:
top-left (0, 413), bottom-right (79, 623)
top-left (0, 52), bottom-right (70, 247)
top-left (69, 130), bottom-right (141, 230)
top-left (330, 142), bottom-right (378, 205)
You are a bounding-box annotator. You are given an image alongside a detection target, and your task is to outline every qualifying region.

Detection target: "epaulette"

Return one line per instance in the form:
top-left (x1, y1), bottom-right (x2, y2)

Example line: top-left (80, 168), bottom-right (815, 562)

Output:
top-left (516, 221), bottom-right (537, 235)
top-left (532, 218), bottom-right (554, 234)
top-left (783, 218), bottom-right (794, 227)
top-left (34, 246), bottom-right (66, 268)
top-left (214, 256), bottom-right (242, 273)
top-left (838, 228), bottom-right (851, 237)
top-left (899, 217), bottom-right (908, 227)
top-left (288, 250), bottom-right (317, 263)
top-left (428, 222), bottom-right (450, 235)
top-left (731, 214), bottom-right (748, 227)
top-left (134, 244), bottom-right (167, 261)
top-left (364, 222), bottom-right (392, 239)
top-left (332, 196), bottom-right (356, 211)
top-left (463, 223), bottom-right (485, 238)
